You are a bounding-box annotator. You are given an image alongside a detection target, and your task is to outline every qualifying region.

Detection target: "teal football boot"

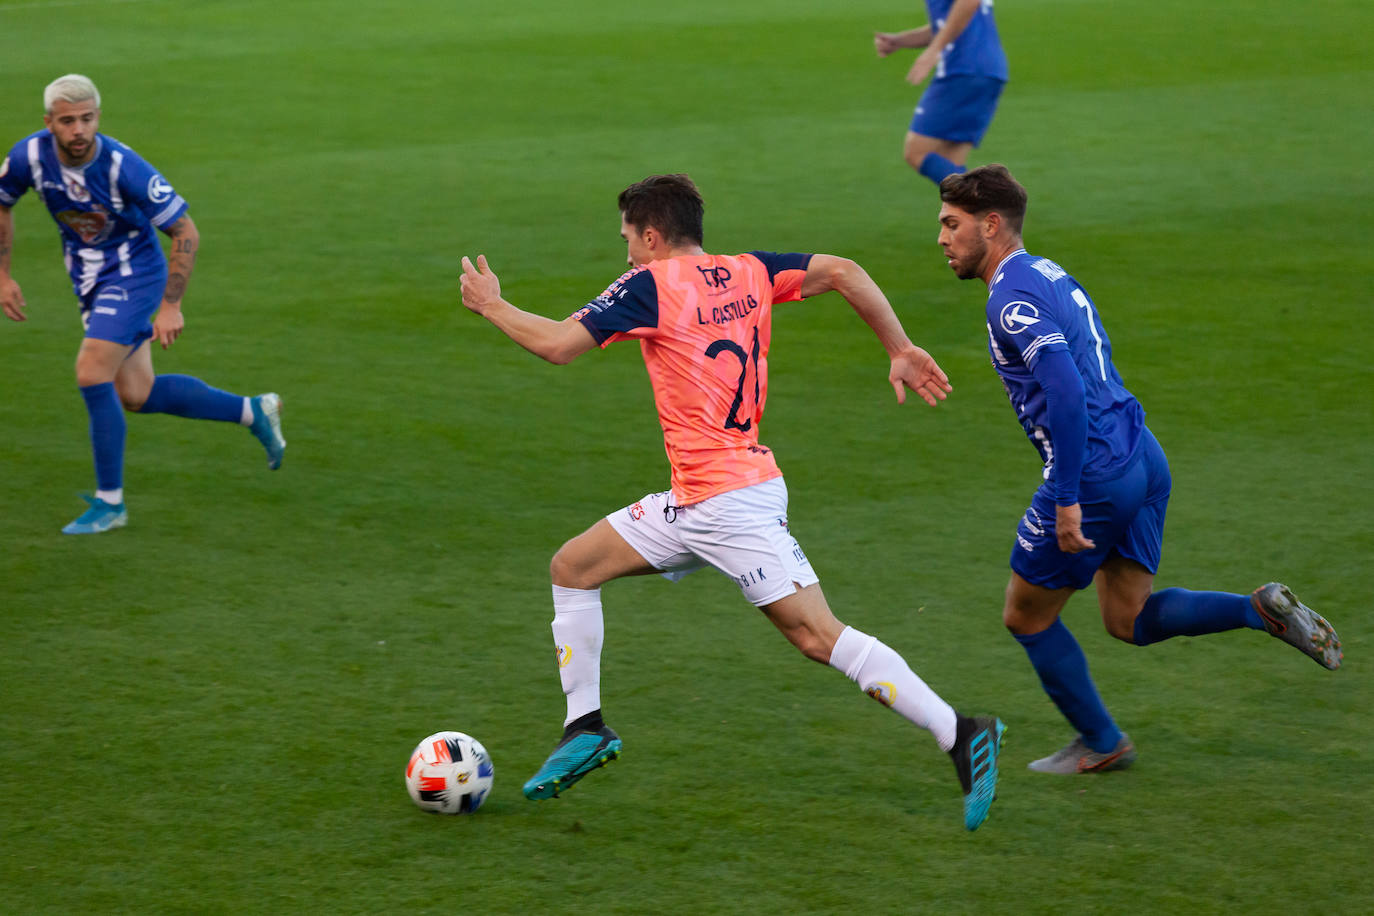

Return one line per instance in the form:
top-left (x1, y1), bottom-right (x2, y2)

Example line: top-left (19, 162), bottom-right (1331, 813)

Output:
top-left (62, 494), bottom-right (127, 535)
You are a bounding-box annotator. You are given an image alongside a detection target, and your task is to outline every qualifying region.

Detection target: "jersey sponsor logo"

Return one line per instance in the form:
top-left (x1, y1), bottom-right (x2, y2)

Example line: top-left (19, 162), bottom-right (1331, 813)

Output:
top-left (147, 174), bottom-right (174, 204)
top-left (95, 286), bottom-right (129, 302)
top-left (998, 300), bottom-right (1040, 335)
top-left (629, 501), bottom-right (646, 520)
top-left (695, 264), bottom-right (732, 288)
top-left (56, 207), bottom-right (111, 243)
top-left (574, 292), bottom-right (619, 321)
top-left (93, 305), bottom-right (119, 316)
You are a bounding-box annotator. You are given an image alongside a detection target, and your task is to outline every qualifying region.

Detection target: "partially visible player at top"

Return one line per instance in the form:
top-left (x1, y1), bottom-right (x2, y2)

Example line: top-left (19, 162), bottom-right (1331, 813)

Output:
top-left (874, 0), bottom-right (1009, 187)
top-left (0, 74), bottom-right (285, 534)
top-left (936, 164), bottom-right (1341, 774)
top-left (459, 173), bottom-right (1006, 830)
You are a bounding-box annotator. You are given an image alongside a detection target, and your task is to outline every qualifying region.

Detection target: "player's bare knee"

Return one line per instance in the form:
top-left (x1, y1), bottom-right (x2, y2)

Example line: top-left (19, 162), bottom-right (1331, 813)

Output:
top-left (1003, 599), bottom-right (1053, 636)
top-left (74, 364), bottom-right (111, 388)
top-left (116, 384), bottom-right (148, 412)
top-left (1104, 616), bottom-right (1137, 643)
top-left (549, 543), bottom-right (598, 590)
top-left (548, 548), bottom-right (579, 589)
top-left (1100, 599), bottom-right (1144, 643)
top-left (790, 628), bottom-right (832, 664)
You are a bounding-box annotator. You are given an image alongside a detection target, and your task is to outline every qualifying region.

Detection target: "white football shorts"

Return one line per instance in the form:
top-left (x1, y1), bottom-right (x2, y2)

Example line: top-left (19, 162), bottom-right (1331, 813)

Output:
top-left (606, 477), bottom-right (819, 607)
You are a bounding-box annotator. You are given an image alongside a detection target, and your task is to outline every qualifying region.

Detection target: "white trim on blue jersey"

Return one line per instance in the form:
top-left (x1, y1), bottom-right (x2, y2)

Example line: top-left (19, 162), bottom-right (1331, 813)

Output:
top-left (108, 148), bottom-right (124, 211)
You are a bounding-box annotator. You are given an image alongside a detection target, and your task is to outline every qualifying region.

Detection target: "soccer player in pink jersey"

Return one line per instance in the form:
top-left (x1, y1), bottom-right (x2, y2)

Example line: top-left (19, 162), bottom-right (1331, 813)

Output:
top-left (460, 174), bottom-right (1005, 829)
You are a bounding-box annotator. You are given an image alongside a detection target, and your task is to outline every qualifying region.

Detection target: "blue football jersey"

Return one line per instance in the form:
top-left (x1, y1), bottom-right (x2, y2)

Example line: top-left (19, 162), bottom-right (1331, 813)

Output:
top-left (925, 0), bottom-right (1009, 81)
top-left (985, 249), bottom-right (1145, 484)
top-left (0, 130), bottom-right (188, 302)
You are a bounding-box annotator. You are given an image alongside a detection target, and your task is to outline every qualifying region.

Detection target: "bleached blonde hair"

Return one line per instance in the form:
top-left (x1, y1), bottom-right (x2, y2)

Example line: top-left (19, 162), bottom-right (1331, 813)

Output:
top-left (44, 74), bottom-right (100, 113)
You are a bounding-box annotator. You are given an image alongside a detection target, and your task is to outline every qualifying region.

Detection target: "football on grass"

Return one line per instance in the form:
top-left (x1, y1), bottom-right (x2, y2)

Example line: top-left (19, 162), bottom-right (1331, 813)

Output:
top-left (405, 731), bottom-right (494, 814)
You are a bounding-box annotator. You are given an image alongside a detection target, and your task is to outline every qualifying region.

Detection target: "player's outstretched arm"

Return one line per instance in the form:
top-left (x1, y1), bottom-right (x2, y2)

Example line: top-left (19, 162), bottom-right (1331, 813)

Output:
top-left (801, 254), bottom-right (951, 406)
top-left (874, 26), bottom-right (932, 57)
top-left (0, 205), bottom-right (25, 322)
top-left (459, 254), bottom-right (596, 365)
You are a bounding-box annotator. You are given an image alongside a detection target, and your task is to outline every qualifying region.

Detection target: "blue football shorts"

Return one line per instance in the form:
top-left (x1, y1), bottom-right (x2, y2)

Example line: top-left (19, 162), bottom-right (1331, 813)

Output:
top-left (909, 75), bottom-right (1006, 145)
top-left (79, 272), bottom-right (165, 346)
top-left (1010, 428), bottom-right (1172, 591)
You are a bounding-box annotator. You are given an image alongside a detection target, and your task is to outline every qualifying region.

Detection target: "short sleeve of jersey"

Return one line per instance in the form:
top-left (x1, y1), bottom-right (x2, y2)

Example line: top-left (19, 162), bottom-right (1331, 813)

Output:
top-left (746, 251), bottom-right (812, 303)
top-left (115, 144), bottom-right (188, 228)
top-left (986, 288), bottom-right (1069, 370)
top-left (0, 141), bottom-right (32, 207)
top-left (571, 267), bottom-right (660, 346)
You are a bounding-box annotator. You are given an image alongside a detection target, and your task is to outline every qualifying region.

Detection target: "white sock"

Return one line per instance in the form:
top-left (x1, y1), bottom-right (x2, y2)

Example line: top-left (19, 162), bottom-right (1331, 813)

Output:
top-left (829, 625), bottom-right (959, 752)
top-left (551, 584), bottom-right (604, 727)
top-left (95, 488), bottom-right (123, 506)
top-left (239, 397), bottom-right (253, 426)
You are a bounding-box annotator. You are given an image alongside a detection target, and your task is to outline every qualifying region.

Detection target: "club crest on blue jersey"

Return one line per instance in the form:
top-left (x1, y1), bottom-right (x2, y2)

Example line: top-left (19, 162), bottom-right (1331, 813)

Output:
top-left (64, 175), bottom-right (90, 201)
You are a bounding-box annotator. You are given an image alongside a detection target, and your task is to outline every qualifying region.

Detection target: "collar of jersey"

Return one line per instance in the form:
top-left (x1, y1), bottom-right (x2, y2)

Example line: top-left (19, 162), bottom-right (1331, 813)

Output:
top-left (988, 247), bottom-right (1027, 291)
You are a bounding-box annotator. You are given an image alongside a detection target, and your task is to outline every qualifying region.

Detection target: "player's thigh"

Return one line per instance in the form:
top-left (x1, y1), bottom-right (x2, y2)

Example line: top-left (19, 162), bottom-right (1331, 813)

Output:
top-left (681, 478), bottom-right (819, 607)
top-left (74, 336), bottom-right (134, 387)
top-left (551, 515), bottom-right (660, 590)
top-left (1094, 555), bottom-right (1156, 641)
top-left (113, 339), bottom-right (155, 409)
top-left (759, 583), bottom-right (844, 663)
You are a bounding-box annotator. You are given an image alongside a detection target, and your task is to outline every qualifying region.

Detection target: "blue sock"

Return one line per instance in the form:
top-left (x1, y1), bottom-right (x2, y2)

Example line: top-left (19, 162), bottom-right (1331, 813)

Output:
top-left (80, 382), bottom-right (126, 493)
top-left (139, 374), bottom-right (245, 423)
top-left (918, 152), bottom-right (965, 185)
top-left (1133, 588), bottom-right (1264, 646)
top-left (1014, 619), bottom-right (1122, 754)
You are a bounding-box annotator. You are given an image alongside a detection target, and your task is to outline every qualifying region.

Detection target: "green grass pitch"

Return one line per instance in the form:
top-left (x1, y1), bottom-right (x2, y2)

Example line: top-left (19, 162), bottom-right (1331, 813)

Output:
top-left (1, 0), bottom-right (1370, 912)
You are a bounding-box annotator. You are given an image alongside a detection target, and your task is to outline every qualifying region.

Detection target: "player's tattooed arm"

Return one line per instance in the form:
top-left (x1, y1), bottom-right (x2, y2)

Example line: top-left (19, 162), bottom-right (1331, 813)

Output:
top-left (0, 203), bottom-right (12, 269)
top-left (0, 204), bottom-right (25, 322)
top-left (161, 214), bottom-right (199, 307)
top-left (152, 215), bottom-right (199, 347)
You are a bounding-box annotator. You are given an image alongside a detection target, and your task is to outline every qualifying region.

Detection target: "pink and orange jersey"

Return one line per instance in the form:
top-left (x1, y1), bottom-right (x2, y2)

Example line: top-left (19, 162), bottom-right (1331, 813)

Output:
top-left (572, 251), bottom-right (812, 505)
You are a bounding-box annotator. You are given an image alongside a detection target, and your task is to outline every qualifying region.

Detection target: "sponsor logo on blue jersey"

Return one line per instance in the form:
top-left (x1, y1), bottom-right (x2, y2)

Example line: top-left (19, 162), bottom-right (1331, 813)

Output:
top-left (999, 300), bottom-right (1040, 335)
top-left (147, 174), bottom-right (173, 204)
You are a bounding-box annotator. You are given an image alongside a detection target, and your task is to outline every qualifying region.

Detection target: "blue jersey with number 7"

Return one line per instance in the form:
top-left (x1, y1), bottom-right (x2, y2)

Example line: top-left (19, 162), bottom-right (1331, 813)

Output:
top-left (984, 248), bottom-right (1145, 484)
